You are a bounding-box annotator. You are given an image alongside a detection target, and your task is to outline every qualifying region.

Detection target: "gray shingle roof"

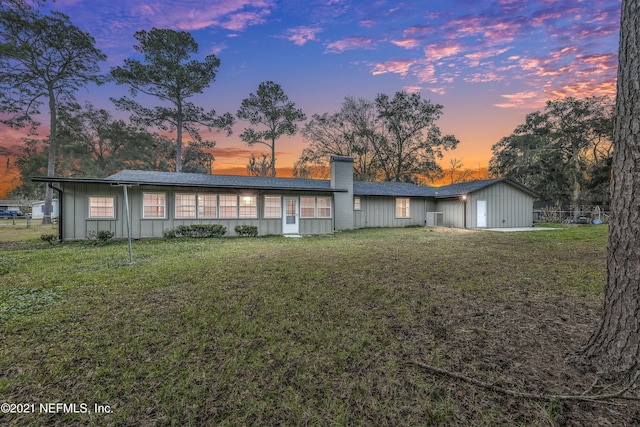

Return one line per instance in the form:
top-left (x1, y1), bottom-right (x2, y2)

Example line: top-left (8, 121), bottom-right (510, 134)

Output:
top-left (353, 181), bottom-right (436, 197)
top-left (104, 170), bottom-right (337, 192)
top-left (34, 170), bottom-right (536, 198)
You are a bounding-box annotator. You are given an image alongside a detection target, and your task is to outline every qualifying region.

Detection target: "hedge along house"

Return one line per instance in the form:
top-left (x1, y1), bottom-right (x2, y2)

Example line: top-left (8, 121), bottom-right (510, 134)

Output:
top-left (32, 156), bottom-right (537, 241)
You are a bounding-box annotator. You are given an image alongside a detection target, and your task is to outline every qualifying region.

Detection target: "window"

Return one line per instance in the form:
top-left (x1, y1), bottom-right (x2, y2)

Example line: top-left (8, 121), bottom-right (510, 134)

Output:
top-left (198, 194), bottom-right (217, 218)
top-left (143, 193), bottom-right (166, 219)
top-left (88, 196), bottom-right (115, 218)
top-left (219, 195), bottom-right (237, 218)
top-left (395, 197), bottom-right (410, 218)
top-left (317, 197), bottom-right (331, 218)
top-left (175, 194), bottom-right (196, 218)
top-left (239, 195), bottom-right (257, 218)
top-left (264, 196), bottom-right (281, 218)
top-left (300, 197), bottom-right (316, 218)
top-left (354, 196), bottom-right (361, 210)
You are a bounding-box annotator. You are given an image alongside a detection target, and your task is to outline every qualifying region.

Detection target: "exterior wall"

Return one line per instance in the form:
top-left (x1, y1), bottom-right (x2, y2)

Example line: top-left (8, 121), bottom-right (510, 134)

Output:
top-left (59, 182), bottom-right (333, 240)
top-left (467, 182), bottom-right (534, 228)
top-left (331, 157), bottom-right (354, 230)
top-left (434, 198), bottom-right (466, 228)
top-left (300, 219), bottom-right (333, 235)
top-left (433, 182), bottom-right (535, 229)
top-left (353, 196), bottom-right (435, 229)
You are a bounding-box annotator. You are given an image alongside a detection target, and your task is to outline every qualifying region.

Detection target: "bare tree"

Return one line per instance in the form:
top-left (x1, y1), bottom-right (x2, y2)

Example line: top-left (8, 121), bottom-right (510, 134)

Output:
top-left (446, 158), bottom-right (475, 184)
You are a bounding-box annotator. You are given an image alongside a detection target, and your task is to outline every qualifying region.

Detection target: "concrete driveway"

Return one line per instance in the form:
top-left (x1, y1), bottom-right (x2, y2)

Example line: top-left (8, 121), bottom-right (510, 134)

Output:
top-left (483, 227), bottom-right (561, 232)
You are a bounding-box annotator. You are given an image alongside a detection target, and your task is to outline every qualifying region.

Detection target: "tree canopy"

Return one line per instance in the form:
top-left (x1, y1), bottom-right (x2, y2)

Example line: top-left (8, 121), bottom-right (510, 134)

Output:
top-left (0, 4), bottom-right (106, 223)
top-left (489, 96), bottom-right (613, 207)
top-left (296, 92), bottom-right (458, 183)
top-left (110, 28), bottom-right (233, 173)
top-left (237, 81), bottom-right (306, 177)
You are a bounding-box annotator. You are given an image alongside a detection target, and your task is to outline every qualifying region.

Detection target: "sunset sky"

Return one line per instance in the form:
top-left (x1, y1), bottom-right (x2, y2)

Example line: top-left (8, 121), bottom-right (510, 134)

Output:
top-left (0, 0), bottom-right (620, 185)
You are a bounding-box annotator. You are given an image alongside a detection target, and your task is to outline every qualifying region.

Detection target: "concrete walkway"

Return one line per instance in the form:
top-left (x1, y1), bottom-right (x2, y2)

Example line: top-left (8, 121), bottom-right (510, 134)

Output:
top-left (483, 227), bottom-right (560, 232)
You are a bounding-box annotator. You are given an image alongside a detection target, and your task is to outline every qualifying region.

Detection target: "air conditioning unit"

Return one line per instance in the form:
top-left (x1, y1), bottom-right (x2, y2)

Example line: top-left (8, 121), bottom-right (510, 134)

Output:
top-left (426, 212), bottom-right (443, 227)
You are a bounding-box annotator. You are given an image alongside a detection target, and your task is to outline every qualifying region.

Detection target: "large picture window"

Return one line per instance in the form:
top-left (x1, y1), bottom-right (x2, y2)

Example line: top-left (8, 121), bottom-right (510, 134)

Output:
top-left (175, 194), bottom-right (196, 218)
top-left (264, 196), bottom-right (281, 218)
top-left (219, 195), bottom-right (238, 218)
top-left (88, 196), bottom-right (115, 218)
top-left (239, 195), bottom-right (257, 218)
top-left (395, 197), bottom-right (410, 218)
top-left (143, 193), bottom-right (166, 219)
top-left (198, 194), bottom-right (217, 218)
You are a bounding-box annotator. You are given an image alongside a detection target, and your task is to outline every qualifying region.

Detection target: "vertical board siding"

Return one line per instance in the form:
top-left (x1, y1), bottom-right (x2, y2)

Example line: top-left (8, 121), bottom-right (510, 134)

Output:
top-left (353, 196), bottom-right (428, 229)
top-left (435, 198), bottom-right (465, 228)
top-left (62, 183), bottom-right (326, 240)
top-left (470, 182), bottom-right (534, 228)
top-left (59, 180), bottom-right (534, 239)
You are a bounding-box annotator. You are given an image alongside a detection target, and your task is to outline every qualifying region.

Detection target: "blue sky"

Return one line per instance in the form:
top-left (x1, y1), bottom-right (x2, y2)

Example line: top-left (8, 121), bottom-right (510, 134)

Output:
top-left (4, 0), bottom-right (621, 176)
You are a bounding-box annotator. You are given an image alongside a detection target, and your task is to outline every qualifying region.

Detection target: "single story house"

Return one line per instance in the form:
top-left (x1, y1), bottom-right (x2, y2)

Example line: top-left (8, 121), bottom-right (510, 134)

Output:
top-left (32, 156), bottom-right (537, 241)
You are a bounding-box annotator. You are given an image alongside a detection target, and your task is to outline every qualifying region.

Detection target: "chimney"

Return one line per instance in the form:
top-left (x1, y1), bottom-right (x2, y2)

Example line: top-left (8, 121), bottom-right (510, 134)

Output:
top-left (330, 156), bottom-right (354, 230)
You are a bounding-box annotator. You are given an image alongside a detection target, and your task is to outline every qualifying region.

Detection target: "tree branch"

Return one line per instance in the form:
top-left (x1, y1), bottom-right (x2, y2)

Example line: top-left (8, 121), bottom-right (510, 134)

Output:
top-left (409, 361), bottom-right (640, 403)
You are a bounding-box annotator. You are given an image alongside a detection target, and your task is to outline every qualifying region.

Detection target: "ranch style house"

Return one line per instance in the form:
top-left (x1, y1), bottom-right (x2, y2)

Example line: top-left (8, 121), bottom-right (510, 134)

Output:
top-left (33, 156), bottom-right (537, 241)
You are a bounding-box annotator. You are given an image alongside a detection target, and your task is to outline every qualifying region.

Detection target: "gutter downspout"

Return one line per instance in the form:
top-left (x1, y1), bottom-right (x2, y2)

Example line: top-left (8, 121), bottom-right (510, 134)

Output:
top-left (48, 183), bottom-right (63, 243)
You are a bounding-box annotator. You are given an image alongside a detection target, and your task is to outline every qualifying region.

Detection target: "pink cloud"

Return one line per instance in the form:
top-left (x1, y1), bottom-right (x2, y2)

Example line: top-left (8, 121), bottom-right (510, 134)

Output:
top-left (391, 38), bottom-right (421, 49)
top-left (414, 63), bottom-right (436, 83)
top-left (128, 0), bottom-right (276, 32)
top-left (220, 10), bottom-right (271, 31)
top-left (403, 85), bottom-right (423, 94)
top-left (325, 37), bottom-right (376, 53)
top-left (424, 42), bottom-right (463, 61)
top-left (402, 25), bottom-right (433, 36)
top-left (464, 47), bottom-right (510, 66)
top-left (285, 26), bottom-right (322, 46)
top-left (494, 91), bottom-right (545, 109)
top-left (428, 87), bottom-right (447, 96)
top-left (371, 59), bottom-right (416, 76)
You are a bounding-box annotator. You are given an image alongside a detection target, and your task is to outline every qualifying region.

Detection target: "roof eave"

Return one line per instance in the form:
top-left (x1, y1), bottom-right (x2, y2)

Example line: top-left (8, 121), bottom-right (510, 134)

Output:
top-left (31, 176), bottom-right (346, 193)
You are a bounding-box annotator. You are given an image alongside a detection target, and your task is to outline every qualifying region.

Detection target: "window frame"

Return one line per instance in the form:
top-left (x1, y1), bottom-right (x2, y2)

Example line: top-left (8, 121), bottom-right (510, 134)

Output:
top-left (239, 195), bottom-right (258, 219)
top-left (175, 193), bottom-right (197, 219)
top-left (395, 197), bottom-right (411, 219)
top-left (354, 196), bottom-right (361, 211)
top-left (300, 196), bottom-right (316, 218)
top-left (197, 194), bottom-right (218, 219)
top-left (264, 195), bottom-right (282, 218)
top-left (218, 194), bottom-right (238, 219)
top-left (316, 197), bottom-right (332, 218)
top-left (88, 196), bottom-right (116, 219)
top-left (142, 192), bottom-right (167, 219)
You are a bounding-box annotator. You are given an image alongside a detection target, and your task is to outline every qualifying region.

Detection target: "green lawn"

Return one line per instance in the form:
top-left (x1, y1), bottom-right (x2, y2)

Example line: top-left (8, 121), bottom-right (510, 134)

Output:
top-left (1, 225), bottom-right (629, 426)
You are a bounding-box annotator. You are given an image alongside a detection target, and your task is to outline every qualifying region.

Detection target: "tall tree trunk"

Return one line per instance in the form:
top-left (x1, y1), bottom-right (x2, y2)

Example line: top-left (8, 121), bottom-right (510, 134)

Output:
top-left (176, 104), bottom-right (183, 173)
top-left (270, 137), bottom-right (276, 177)
top-left (42, 87), bottom-right (57, 226)
top-left (578, 0), bottom-right (640, 378)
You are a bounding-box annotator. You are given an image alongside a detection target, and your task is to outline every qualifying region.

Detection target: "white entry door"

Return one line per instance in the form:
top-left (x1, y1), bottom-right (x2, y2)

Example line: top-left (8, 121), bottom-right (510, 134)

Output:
top-left (477, 200), bottom-right (487, 228)
top-left (283, 197), bottom-right (299, 234)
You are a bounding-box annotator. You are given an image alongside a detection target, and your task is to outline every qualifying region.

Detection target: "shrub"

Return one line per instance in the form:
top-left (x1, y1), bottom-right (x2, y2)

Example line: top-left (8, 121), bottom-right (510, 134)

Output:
top-left (164, 224), bottom-right (227, 238)
top-left (97, 230), bottom-right (114, 242)
top-left (234, 225), bottom-right (258, 237)
top-left (40, 234), bottom-right (58, 246)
